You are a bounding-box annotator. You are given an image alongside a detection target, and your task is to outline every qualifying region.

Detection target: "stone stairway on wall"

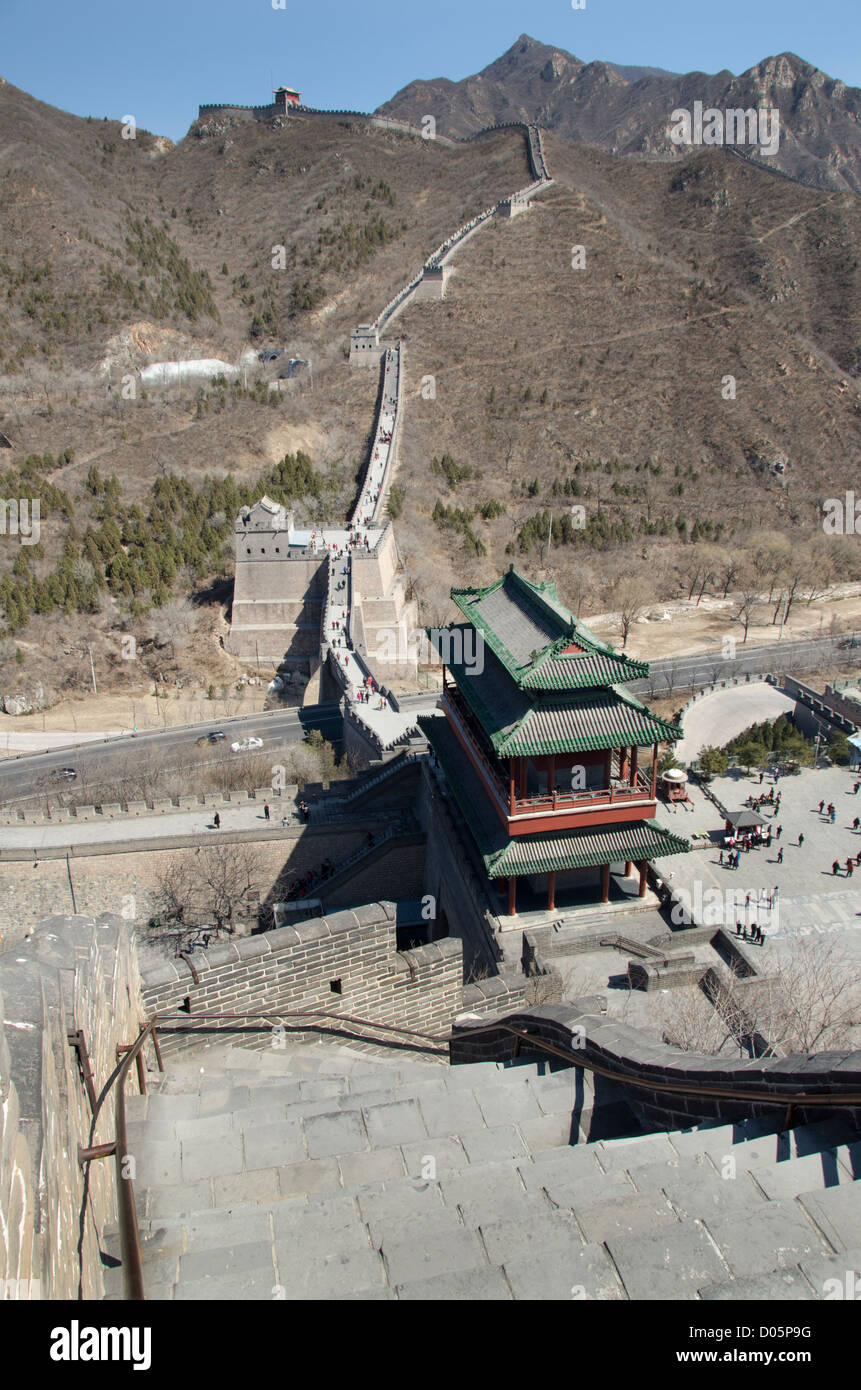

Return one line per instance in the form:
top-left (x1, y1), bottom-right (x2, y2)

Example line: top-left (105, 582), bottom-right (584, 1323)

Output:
top-left (105, 1040), bottom-right (861, 1300)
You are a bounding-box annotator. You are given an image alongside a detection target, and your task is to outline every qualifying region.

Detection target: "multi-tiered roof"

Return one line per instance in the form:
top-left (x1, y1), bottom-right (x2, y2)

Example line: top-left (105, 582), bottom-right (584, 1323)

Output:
top-left (420, 568), bottom-right (689, 904)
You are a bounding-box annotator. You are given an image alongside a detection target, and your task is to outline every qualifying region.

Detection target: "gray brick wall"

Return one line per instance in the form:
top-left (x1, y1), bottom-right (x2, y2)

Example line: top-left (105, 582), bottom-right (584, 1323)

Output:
top-left (142, 901), bottom-right (462, 1054)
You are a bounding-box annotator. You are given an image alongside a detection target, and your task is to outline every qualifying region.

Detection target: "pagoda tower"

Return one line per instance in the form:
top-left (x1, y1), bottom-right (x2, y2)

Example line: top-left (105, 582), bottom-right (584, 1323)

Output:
top-left (419, 567), bottom-right (689, 918)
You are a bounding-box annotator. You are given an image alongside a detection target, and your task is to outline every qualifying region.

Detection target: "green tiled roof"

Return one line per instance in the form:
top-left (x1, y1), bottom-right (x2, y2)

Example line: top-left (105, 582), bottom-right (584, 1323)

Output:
top-left (484, 819), bottom-right (690, 878)
top-left (434, 631), bottom-right (681, 757)
top-left (449, 568), bottom-right (648, 690)
top-left (419, 712), bottom-right (689, 879)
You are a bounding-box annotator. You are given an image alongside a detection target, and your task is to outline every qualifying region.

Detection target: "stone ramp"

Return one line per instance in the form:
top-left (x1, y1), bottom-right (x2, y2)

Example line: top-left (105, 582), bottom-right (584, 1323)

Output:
top-left (105, 1042), bottom-right (861, 1300)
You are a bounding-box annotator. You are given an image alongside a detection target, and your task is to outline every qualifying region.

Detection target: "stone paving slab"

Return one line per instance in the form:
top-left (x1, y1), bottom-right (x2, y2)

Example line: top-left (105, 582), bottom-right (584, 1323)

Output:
top-left (538, 1167), bottom-right (634, 1211)
top-left (181, 1131), bottom-right (245, 1183)
top-left (363, 1099), bottom-right (427, 1147)
top-left (304, 1110), bottom-right (368, 1159)
top-left (572, 1191), bottom-right (677, 1243)
top-left (366, 1207), bottom-right (467, 1250)
top-left (503, 1243), bottom-right (626, 1301)
top-left (752, 1152), bottom-right (853, 1202)
top-left (704, 1202), bottom-right (825, 1276)
top-left (381, 1230), bottom-right (487, 1286)
top-left (400, 1136), bottom-right (467, 1178)
top-left (277, 1156), bottom-right (343, 1197)
top-left (339, 1147), bottom-right (406, 1187)
top-left (418, 1090), bottom-right (485, 1137)
top-left (459, 1124), bottom-right (530, 1165)
top-left (606, 1223), bottom-right (729, 1300)
top-left (479, 1211), bottom-right (584, 1266)
top-left (798, 1246), bottom-right (861, 1298)
top-left (135, 1139), bottom-right (184, 1188)
top-left (357, 1181), bottom-right (445, 1226)
top-left (698, 1268), bottom-right (816, 1300)
top-left (396, 1267), bottom-right (512, 1300)
top-left (241, 1121), bottom-right (306, 1172)
top-left (796, 1186), bottom-right (861, 1252)
top-left (475, 1083), bottom-right (543, 1128)
top-left (179, 1238), bottom-right (276, 1285)
top-left (629, 1155), bottom-right (767, 1222)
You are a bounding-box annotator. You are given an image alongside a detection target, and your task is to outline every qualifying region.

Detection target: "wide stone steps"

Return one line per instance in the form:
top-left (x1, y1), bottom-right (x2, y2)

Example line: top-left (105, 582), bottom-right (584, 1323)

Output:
top-left (106, 1043), bottom-right (861, 1300)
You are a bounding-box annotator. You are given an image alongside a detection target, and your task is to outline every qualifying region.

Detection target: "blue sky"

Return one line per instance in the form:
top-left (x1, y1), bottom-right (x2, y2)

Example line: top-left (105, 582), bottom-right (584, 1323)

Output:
top-left (4, 0), bottom-right (859, 141)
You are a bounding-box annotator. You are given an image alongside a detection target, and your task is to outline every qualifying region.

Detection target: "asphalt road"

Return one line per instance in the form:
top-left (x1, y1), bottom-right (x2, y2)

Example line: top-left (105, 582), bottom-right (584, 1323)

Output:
top-left (0, 692), bottom-right (441, 806)
top-left (629, 631), bottom-right (861, 699)
top-left (2, 627), bottom-right (857, 806)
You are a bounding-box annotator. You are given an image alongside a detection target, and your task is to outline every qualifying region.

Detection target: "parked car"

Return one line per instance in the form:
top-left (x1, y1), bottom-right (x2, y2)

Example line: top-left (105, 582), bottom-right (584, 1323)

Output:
top-left (231, 736), bottom-right (263, 753)
top-left (49, 767), bottom-right (77, 781)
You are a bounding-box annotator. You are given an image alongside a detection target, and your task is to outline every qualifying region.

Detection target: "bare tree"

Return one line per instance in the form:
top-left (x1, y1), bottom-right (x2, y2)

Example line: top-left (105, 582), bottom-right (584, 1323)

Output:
top-left (613, 577), bottom-right (652, 649)
top-left (734, 583), bottom-right (761, 644)
top-left (154, 843), bottom-right (266, 933)
top-left (750, 940), bottom-right (861, 1054)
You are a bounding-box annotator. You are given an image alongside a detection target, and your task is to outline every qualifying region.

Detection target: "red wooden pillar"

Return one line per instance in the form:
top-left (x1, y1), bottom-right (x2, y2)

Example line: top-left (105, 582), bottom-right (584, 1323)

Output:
top-left (638, 860), bottom-right (648, 897)
top-left (620, 746), bottom-right (630, 782)
top-left (603, 750), bottom-right (612, 786)
top-left (624, 861), bottom-right (633, 876)
top-left (508, 877), bottom-right (517, 916)
top-left (519, 759), bottom-right (527, 799)
top-left (650, 744), bottom-right (658, 797)
top-left (548, 755), bottom-right (556, 800)
top-left (509, 759), bottom-right (515, 814)
top-left (547, 872), bottom-right (556, 911)
top-left (630, 746), bottom-right (639, 788)
top-left (601, 864), bottom-right (610, 903)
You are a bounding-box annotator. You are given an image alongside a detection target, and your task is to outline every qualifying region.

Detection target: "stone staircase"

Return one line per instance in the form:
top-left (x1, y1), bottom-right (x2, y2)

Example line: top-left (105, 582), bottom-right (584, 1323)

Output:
top-left (105, 1041), bottom-right (861, 1301)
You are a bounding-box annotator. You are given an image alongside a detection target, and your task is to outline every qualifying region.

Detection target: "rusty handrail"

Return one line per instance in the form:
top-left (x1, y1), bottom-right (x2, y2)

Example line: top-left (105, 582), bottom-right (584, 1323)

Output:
top-left (79, 1020), bottom-right (162, 1301)
top-left (150, 1006), bottom-right (861, 1111)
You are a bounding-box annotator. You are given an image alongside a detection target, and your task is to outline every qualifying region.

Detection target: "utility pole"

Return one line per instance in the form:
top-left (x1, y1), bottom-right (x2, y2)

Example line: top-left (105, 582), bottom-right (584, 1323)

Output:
top-left (88, 645), bottom-right (97, 696)
top-left (546, 509), bottom-right (553, 562)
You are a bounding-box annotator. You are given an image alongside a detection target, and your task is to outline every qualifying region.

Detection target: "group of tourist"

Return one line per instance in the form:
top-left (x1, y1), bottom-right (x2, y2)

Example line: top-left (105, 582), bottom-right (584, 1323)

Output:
top-left (285, 858), bottom-right (335, 900)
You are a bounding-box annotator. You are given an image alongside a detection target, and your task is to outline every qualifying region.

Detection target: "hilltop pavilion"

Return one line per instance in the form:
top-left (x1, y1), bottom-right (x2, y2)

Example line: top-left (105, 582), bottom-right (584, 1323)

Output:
top-left (419, 567), bottom-right (689, 917)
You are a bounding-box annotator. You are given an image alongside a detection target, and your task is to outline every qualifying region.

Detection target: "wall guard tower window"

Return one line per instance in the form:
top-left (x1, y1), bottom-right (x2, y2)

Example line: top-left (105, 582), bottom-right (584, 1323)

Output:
top-left (330, 978), bottom-right (342, 994)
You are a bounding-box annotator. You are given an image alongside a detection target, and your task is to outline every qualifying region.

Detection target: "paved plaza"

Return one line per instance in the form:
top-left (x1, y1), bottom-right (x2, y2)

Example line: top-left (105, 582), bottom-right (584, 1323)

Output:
top-left (656, 763), bottom-right (861, 964)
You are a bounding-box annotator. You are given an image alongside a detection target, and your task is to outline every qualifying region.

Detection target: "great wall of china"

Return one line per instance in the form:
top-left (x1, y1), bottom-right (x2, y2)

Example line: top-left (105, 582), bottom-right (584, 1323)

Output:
top-left (226, 114), bottom-right (555, 761)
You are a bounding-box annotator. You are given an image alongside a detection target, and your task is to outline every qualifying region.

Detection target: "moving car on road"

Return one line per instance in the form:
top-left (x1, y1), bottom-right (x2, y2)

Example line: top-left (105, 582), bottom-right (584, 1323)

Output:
top-left (195, 730), bottom-right (227, 747)
top-left (49, 767), bottom-right (77, 781)
top-left (231, 736), bottom-right (264, 752)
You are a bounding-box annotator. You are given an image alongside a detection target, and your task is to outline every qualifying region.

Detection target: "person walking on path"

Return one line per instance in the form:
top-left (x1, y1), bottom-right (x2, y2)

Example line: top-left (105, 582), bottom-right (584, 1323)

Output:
top-left (833, 859), bottom-right (841, 875)
top-left (777, 847), bottom-right (783, 864)
top-left (214, 812), bottom-right (221, 830)
top-left (264, 803), bottom-right (270, 821)
top-left (831, 808), bottom-right (837, 823)
top-left (847, 858), bottom-right (855, 877)
top-left (798, 832), bottom-right (804, 848)
top-left (736, 921), bottom-right (743, 937)
top-left (854, 782), bottom-right (860, 795)
top-left (819, 800), bottom-right (825, 815)
top-left (853, 817), bottom-right (860, 832)
top-left (776, 824), bottom-right (782, 839)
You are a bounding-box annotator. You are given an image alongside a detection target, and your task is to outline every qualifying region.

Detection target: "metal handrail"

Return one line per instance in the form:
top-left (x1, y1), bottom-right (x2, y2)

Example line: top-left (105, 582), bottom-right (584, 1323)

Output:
top-left (150, 1006), bottom-right (861, 1111)
top-left (78, 1020), bottom-right (162, 1301)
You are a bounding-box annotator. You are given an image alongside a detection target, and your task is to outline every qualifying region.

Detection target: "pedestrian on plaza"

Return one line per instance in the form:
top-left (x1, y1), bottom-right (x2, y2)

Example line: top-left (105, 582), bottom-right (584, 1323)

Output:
top-left (734, 850), bottom-right (741, 869)
top-left (214, 812), bottom-right (221, 830)
top-left (776, 824), bottom-right (782, 839)
top-left (264, 802), bottom-right (270, 821)
top-left (847, 858), bottom-right (855, 877)
top-left (854, 782), bottom-right (860, 795)
top-left (760, 772), bottom-right (764, 784)
top-left (819, 800), bottom-right (825, 815)
top-left (853, 818), bottom-right (860, 832)
top-left (776, 792), bottom-right (781, 808)
top-left (777, 847), bottom-right (783, 864)
top-left (831, 809), bottom-right (837, 824)
top-left (798, 832), bottom-right (804, 848)
top-left (833, 859), bottom-right (841, 875)
top-left (736, 920), bottom-right (743, 937)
